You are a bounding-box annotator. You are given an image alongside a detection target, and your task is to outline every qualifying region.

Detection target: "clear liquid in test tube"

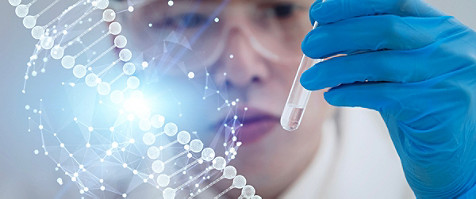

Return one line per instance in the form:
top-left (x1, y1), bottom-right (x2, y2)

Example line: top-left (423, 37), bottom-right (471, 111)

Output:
top-left (281, 22), bottom-right (321, 131)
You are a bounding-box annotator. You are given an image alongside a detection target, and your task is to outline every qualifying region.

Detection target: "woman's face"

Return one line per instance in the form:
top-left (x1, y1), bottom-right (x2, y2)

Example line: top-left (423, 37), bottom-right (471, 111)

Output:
top-left (121, 0), bottom-right (332, 197)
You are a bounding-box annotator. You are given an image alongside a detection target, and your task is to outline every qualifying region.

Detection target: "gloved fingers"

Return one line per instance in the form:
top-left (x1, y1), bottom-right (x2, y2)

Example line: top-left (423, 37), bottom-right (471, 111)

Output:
top-left (308, 0), bottom-right (325, 25)
top-left (302, 15), bottom-right (462, 59)
top-left (310, 0), bottom-right (444, 25)
top-left (322, 81), bottom-right (402, 111)
top-left (300, 49), bottom-right (432, 91)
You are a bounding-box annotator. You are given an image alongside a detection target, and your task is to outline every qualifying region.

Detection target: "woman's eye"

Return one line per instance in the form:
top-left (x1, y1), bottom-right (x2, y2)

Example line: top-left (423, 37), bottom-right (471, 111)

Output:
top-left (160, 13), bottom-right (209, 29)
top-left (269, 3), bottom-right (297, 19)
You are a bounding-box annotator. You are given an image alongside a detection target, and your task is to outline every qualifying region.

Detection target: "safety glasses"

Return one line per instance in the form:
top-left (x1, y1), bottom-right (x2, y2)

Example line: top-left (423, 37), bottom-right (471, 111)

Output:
top-left (115, 0), bottom-right (312, 75)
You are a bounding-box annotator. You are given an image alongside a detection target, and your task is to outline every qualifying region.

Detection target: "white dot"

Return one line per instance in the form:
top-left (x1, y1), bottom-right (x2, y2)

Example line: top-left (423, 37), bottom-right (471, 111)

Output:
top-left (201, 148), bottom-right (215, 162)
top-left (56, 178), bottom-right (63, 185)
top-left (94, 0), bottom-right (109, 9)
top-left (214, 17), bottom-right (219, 23)
top-left (142, 132), bottom-right (156, 145)
top-left (150, 115), bottom-right (165, 128)
top-left (147, 146), bottom-right (160, 159)
top-left (189, 139), bottom-right (203, 153)
top-left (73, 65), bottom-right (87, 78)
top-left (85, 73), bottom-right (99, 87)
top-left (223, 166), bottom-right (237, 179)
top-left (111, 141), bottom-right (118, 148)
top-left (167, 0), bottom-right (174, 6)
top-left (212, 157), bottom-right (226, 170)
top-left (122, 62), bottom-right (136, 75)
top-left (8, 0), bottom-right (21, 6)
top-left (241, 185), bottom-right (256, 198)
top-left (163, 188), bottom-right (176, 199)
top-left (177, 131), bottom-right (191, 144)
top-left (187, 72), bottom-right (195, 79)
top-left (151, 160), bottom-right (164, 173)
top-left (102, 9), bottom-right (116, 22)
top-left (126, 76), bottom-right (140, 89)
top-left (100, 186), bottom-right (105, 191)
top-left (38, 124), bottom-right (44, 130)
top-left (229, 54), bottom-right (234, 59)
top-left (40, 36), bottom-right (54, 49)
top-left (157, 174), bottom-right (170, 187)
top-left (119, 49), bottom-right (132, 62)
top-left (25, 105), bottom-right (30, 110)
top-left (114, 35), bottom-right (127, 48)
top-left (109, 22), bottom-right (122, 35)
top-left (97, 82), bottom-right (111, 95)
top-left (22, 15), bottom-right (36, 29)
top-left (61, 56), bottom-right (75, 69)
top-left (164, 123), bottom-right (178, 136)
top-left (15, 5), bottom-right (29, 18)
top-left (232, 175), bottom-right (246, 188)
top-left (141, 61), bottom-right (148, 68)
top-left (31, 26), bottom-right (45, 39)
top-left (50, 46), bottom-right (64, 60)
top-left (128, 6), bottom-right (134, 12)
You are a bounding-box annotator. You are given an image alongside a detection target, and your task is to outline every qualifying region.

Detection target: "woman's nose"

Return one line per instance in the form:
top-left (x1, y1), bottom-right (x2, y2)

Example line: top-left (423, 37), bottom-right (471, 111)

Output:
top-left (214, 26), bottom-right (271, 89)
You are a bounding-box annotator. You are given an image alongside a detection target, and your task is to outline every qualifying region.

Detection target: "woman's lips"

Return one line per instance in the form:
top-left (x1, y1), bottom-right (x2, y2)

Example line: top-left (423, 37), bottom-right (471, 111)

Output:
top-left (237, 115), bottom-right (279, 145)
top-left (218, 107), bottom-right (280, 145)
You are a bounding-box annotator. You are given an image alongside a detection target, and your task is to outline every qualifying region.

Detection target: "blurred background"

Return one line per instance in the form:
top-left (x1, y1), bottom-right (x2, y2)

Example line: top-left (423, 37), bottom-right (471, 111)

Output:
top-left (1, 0), bottom-right (475, 198)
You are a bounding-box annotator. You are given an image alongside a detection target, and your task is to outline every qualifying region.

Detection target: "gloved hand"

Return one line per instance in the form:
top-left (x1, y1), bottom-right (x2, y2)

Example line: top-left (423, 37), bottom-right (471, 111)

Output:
top-left (299, 0), bottom-right (476, 198)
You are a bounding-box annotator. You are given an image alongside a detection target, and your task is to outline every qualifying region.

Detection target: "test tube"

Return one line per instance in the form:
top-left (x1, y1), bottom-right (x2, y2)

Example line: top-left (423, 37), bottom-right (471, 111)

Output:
top-left (281, 22), bottom-right (320, 131)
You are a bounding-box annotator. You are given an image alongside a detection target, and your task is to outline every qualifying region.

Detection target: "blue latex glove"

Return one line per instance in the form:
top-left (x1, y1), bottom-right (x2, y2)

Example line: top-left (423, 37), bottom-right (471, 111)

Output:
top-left (300, 0), bottom-right (476, 198)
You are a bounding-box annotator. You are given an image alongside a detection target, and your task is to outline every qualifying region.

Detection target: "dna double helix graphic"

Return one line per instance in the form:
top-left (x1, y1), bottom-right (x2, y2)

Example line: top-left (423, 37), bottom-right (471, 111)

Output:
top-left (9, 0), bottom-right (260, 198)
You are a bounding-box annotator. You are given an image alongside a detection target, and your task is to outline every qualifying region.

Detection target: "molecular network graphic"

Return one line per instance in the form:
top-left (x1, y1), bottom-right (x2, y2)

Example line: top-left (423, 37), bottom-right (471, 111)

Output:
top-left (9, 0), bottom-right (261, 198)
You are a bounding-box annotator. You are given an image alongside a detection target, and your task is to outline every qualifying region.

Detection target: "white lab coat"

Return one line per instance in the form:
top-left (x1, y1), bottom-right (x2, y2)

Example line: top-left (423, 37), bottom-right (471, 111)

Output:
top-left (2, 107), bottom-right (414, 199)
top-left (280, 107), bottom-right (415, 199)
top-left (126, 108), bottom-right (415, 199)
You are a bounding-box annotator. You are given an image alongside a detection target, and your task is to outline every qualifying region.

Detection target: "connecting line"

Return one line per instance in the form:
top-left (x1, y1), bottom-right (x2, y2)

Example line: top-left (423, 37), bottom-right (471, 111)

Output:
top-left (35, 0), bottom-right (61, 18)
top-left (52, 7), bottom-right (97, 40)
top-left (63, 19), bottom-right (104, 48)
top-left (189, 176), bottom-right (224, 199)
top-left (109, 73), bottom-right (124, 85)
top-left (168, 159), bottom-right (200, 178)
top-left (97, 58), bottom-right (120, 76)
top-left (26, 0), bottom-right (39, 7)
top-left (164, 150), bottom-right (188, 165)
top-left (38, 99), bottom-right (46, 149)
top-left (214, 185), bottom-right (234, 199)
top-left (74, 34), bottom-right (111, 59)
top-left (44, 0), bottom-right (86, 28)
top-left (161, 140), bottom-right (178, 151)
top-left (175, 168), bottom-right (210, 191)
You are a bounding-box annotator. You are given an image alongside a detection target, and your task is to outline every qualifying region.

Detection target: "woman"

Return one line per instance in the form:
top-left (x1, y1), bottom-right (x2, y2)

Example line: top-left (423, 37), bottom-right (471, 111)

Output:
top-left (115, 0), bottom-right (476, 198)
